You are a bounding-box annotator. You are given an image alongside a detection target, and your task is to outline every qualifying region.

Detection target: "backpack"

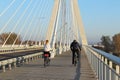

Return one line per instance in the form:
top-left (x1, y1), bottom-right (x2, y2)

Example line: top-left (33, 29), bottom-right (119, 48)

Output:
top-left (72, 42), bottom-right (79, 51)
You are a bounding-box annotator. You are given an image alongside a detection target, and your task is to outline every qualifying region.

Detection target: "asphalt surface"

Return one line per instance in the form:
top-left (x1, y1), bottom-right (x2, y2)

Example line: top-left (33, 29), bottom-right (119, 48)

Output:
top-left (0, 49), bottom-right (42, 61)
top-left (0, 50), bottom-right (97, 80)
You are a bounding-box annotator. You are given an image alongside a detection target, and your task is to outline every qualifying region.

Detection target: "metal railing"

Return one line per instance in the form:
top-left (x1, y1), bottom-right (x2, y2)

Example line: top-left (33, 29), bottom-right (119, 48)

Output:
top-left (0, 45), bottom-right (42, 54)
top-left (83, 46), bottom-right (120, 80)
top-left (0, 52), bottom-right (43, 72)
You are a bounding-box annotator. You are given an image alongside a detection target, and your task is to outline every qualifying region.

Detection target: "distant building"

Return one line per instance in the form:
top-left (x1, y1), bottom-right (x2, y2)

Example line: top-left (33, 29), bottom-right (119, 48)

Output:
top-left (92, 42), bottom-right (104, 51)
top-left (113, 33), bottom-right (120, 56)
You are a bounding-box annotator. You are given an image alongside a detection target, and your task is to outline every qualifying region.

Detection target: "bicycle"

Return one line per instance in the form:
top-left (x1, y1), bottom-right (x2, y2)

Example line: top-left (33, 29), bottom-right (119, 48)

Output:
top-left (44, 53), bottom-right (50, 67)
top-left (17, 57), bottom-right (24, 67)
top-left (74, 53), bottom-right (79, 66)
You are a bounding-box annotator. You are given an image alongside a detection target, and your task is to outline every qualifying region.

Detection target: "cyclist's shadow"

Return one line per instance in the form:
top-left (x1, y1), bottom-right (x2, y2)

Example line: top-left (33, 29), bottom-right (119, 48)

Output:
top-left (74, 53), bottom-right (81, 80)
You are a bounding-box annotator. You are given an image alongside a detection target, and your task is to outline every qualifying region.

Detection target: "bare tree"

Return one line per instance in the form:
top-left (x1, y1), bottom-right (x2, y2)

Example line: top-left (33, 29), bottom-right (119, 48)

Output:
top-left (0, 32), bottom-right (21, 44)
top-left (101, 36), bottom-right (114, 53)
top-left (113, 33), bottom-right (120, 56)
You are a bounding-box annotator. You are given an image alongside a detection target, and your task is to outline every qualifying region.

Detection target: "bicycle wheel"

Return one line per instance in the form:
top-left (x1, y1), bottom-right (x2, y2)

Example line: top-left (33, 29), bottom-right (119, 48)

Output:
top-left (74, 54), bottom-right (77, 66)
top-left (47, 58), bottom-right (50, 66)
top-left (74, 57), bottom-right (77, 66)
top-left (44, 57), bottom-right (47, 67)
top-left (44, 57), bottom-right (50, 67)
top-left (46, 58), bottom-right (49, 66)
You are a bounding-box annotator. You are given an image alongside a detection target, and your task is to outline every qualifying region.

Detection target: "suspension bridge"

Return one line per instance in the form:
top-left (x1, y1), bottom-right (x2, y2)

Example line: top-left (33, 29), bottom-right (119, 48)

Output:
top-left (0, 0), bottom-right (120, 80)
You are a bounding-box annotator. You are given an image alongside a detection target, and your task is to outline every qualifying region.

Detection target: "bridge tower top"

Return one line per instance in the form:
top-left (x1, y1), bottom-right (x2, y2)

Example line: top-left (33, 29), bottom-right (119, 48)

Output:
top-left (46, 0), bottom-right (88, 46)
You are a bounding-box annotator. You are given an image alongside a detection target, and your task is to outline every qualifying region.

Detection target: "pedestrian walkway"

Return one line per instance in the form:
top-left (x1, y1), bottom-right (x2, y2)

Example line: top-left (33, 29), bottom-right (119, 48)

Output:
top-left (0, 49), bottom-right (97, 80)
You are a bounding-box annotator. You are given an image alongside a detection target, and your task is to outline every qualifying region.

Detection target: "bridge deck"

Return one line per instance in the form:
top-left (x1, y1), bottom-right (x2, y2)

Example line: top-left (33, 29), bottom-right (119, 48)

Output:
top-left (0, 50), bottom-right (97, 80)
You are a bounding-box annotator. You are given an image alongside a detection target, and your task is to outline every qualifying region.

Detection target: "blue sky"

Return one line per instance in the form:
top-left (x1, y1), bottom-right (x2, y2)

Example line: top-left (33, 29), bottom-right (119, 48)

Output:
top-left (78, 0), bottom-right (120, 44)
top-left (0, 0), bottom-right (53, 41)
top-left (0, 0), bottom-right (120, 44)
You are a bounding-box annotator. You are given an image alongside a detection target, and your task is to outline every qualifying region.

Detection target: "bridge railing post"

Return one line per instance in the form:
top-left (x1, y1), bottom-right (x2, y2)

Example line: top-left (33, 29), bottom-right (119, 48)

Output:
top-left (13, 62), bottom-right (17, 68)
top-left (83, 45), bottom-right (120, 80)
top-left (109, 61), bottom-right (113, 80)
top-left (58, 46), bottom-right (62, 54)
top-left (104, 58), bottom-right (108, 80)
top-left (116, 65), bottom-right (120, 80)
top-left (2, 65), bottom-right (6, 72)
top-left (50, 48), bottom-right (56, 58)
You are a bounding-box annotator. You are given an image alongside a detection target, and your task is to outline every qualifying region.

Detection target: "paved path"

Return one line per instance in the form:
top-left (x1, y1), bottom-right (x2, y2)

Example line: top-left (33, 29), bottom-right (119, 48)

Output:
top-left (0, 50), bottom-right (97, 80)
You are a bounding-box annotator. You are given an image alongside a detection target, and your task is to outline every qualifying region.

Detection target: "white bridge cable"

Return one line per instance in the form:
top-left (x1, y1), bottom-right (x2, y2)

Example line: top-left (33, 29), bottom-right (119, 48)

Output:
top-left (66, 0), bottom-right (70, 46)
top-left (56, 0), bottom-right (76, 43)
top-left (21, 0), bottom-right (42, 46)
top-left (68, 0), bottom-right (74, 42)
top-left (65, 1), bottom-right (69, 46)
top-left (58, 0), bottom-right (73, 45)
top-left (70, 0), bottom-right (78, 40)
top-left (62, 0), bottom-right (67, 46)
top-left (35, 0), bottom-right (54, 42)
top-left (25, 0), bottom-right (47, 45)
top-left (21, 0), bottom-right (43, 45)
top-left (59, 3), bottom-right (65, 44)
top-left (54, 14), bottom-right (60, 44)
top-left (69, 2), bottom-right (73, 41)
top-left (56, 0), bottom-right (63, 45)
top-left (65, 0), bottom-right (68, 46)
top-left (56, 0), bottom-right (66, 46)
top-left (35, 7), bottom-right (50, 40)
top-left (40, 4), bottom-right (53, 41)
top-left (70, 0), bottom-right (75, 39)
top-left (32, 19), bottom-right (43, 45)
top-left (12, 0), bottom-right (34, 47)
top-left (20, 0), bottom-right (41, 46)
top-left (25, 0), bottom-right (46, 45)
top-left (70, 2), bottom-right (74, 39)
top-left (59, 0), bottom-right (72, 46)
top-left (74, 14), bottom-right (80, 41)
top-left (32, 0), bottom-right (50, 44)
top-left (2, 0), bottom-right (27, 47)
top-left (57, 0), bottom-right (66, 46)
top-left (0, 0), bottom-right (16, 17)
top-left (34, 19), bottom-right (44, 43)
top-left (41, 0), bottom-right (54, 41)
top-left (37, 16), bottom-right (50, 41)
top-left (0, 0), bottom-right (26, 34)
top-left (2, 0), bottom-right (30, 47)
top-left (51, 0), bottom-right (62, 48)
top-left (46, 0), bottom-right (61, 43)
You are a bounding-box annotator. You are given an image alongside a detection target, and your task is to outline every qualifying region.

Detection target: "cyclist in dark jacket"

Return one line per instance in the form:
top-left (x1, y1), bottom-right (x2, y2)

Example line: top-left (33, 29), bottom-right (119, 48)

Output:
top-left (70, 40), bottom-right (81, 65)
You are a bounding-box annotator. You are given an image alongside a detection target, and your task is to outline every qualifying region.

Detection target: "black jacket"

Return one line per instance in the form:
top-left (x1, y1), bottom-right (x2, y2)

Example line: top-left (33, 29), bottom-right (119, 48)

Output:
top-left (70, 41), bottom-right (81, 51)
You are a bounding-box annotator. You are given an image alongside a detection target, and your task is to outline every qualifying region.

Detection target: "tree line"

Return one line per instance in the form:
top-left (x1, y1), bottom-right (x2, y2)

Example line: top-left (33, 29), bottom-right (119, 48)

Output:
top-left (94, 35), bottom-right (120, 57)
top-left (0, 32), bottom-right (21, 44)
top-left (0, 32), bottom-right (40, 45)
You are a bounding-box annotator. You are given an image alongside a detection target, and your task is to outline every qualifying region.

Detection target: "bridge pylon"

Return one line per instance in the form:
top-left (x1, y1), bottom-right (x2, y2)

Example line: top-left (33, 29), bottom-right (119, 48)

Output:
top-left (72, 0), bottom-right (88, 45)
top-left (46, 0), bottom-right (88, 58)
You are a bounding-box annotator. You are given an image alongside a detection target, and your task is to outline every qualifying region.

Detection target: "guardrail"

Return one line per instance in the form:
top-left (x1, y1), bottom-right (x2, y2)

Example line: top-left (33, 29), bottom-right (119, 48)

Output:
top-left (0, 47), bottom-right (62, 73)
top-left (0, 52), bottom-right (43, 72)
top-left (0, 46), bottom-right (42, 54)
top-left (83, 46), bottom-right (120, 80)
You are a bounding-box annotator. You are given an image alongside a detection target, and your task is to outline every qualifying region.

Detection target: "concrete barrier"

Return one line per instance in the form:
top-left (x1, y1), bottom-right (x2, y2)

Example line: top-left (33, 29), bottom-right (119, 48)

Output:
top-left (0, 52), bottom-right (43, 72)
top-left (0, 46), bottom-right (42, 54)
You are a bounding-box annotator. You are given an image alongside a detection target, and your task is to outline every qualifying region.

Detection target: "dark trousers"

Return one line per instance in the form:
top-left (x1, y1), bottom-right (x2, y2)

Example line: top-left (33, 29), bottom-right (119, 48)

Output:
top-left (44, 51), bottom-right (50, 56)
top-left (72, 50), bottom-right (80, 64)
top-left (43, 51), bottom-right (50, 61)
